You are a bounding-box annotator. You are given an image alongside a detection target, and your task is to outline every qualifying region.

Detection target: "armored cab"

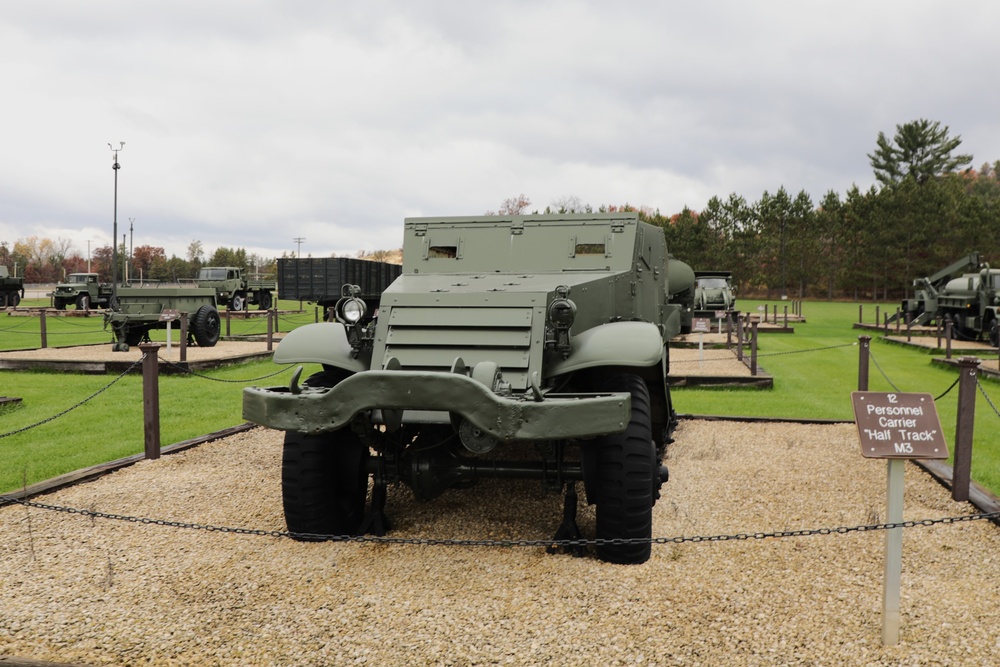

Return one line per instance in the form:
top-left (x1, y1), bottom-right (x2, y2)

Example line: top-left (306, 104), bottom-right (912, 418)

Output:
top-left (243, 213), bottom-right (679, 563)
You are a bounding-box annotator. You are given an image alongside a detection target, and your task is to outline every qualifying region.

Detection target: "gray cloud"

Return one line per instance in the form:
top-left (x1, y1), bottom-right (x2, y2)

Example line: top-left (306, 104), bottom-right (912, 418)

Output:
top-left (2, 0), bottom-right (998, 262)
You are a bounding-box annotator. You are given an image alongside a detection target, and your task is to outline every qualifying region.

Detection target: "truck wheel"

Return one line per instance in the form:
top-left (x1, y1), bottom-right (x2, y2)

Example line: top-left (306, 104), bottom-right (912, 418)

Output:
top-left (590, 373), bottom-right (655, 565)
top-left (76, 293), bottom-right (90, 310)
top-left (230, 293), bottom-right (245, 312)
top-left (0, 294), bottom-right (7, 308)
top-left (989, 319), bottom-right (999, 348)
top-left (9, 293), bottom-right (19, 308)
top-left (54, 299), bottom-right (67, 311)
top-left (191, 305), bottom-right (221, 347)
top-left (258, 291), bottom-right (273, 310)
top-left (282, 429), bottom-right (370, 539)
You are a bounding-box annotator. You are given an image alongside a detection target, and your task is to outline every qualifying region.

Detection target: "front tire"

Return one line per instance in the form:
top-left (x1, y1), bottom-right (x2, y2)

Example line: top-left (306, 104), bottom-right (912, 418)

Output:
top-left (282, 429), bottom-right (370, 539)
top-left (76, 293), bottom-right (90, 310)
top-left (230, 293), bottom-right (245, 312)
top-left (590, 373), bottom-right (656, 564)
top-left (191, 305), bottom-right (221, 347)
top-left (258, 291), bottom-right (273, 310)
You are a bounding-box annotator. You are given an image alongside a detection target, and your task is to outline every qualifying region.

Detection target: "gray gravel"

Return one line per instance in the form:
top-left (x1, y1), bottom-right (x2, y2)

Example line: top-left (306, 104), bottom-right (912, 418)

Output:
top-left (2, 420), bottom-right (999, 666)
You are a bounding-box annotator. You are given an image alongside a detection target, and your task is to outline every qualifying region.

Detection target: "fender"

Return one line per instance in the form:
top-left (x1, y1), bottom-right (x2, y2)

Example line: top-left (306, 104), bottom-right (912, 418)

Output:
top-left (273, 322), bottom-right (368, 373)
top-left (545, 321), bottom-right (664, 379)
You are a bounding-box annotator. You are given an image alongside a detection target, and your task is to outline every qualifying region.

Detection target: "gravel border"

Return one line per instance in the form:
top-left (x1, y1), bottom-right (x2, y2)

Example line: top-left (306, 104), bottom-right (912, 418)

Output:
top-left (2, 420), bottom-right (999, 666)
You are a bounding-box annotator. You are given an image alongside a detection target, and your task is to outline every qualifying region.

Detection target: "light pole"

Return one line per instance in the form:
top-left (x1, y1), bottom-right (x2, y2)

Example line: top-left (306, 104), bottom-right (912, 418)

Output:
top-left (86, 239), bottom-right (92, 273)
top-left (294, 237), bottom-right (305, 258)
top-left (108, 142), bottom-right (124, 307)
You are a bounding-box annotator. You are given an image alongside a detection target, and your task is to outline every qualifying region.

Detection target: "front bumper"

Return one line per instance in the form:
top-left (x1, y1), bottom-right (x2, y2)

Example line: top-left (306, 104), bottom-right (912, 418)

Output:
top-left (243, 369), bottom-right (630, 441)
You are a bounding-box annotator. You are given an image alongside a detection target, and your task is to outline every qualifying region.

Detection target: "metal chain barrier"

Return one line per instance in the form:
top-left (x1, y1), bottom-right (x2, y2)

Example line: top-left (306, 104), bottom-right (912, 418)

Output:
top-left (0, 357), bottom-right (144, 439)
top-left (867, 348), bottom-right (903, 393)
top-left (1, 496), bottom-right (997, 549)
top-left (156, 355), bottom-right (293, 383)
top-left (671, 341), bottom-right (856, 365)
top-left (977, 377), bottom-right (1000, 418)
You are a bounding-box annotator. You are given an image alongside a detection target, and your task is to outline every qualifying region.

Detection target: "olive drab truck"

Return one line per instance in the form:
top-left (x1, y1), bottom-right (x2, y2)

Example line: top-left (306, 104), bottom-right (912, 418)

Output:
top-left (196, 266), bottom-right (277, 311)
top-left (50, 273), bottom-right (115, 310)
top-left (243, 213), bottom-right (681, 564)
top-left (0, 266), bottom-right (25, 308)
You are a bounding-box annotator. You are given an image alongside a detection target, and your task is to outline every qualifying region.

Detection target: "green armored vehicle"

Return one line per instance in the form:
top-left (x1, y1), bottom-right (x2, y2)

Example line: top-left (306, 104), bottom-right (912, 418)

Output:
top-left (244, 213), bottom-right (681, 563)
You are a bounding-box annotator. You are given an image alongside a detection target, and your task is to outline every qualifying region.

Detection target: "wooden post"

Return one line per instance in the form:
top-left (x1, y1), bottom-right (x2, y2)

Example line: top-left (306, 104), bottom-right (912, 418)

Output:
top-left (858, 335), bottom-right (871, 391)
top-left (225, 307), bottom-right (231, 337)
top-left (139, 343), bottom-right (161, 460)
top-left (750, 321), bottom-right (758, 376)
top-left (267, 309), bottom-right (274, 352)
top-left (875, 305), bottom-right (880, 326)
top-left (945, 320), bottom-right (953, 360)
top-left (859, 304), bottom-right (863, 324)
top-left (952, 357), bottom-right (980, 502)
top-left (39, 309), bottom-right (48, 349)
top-left (736, 315), bottom-right (744, 361)
top-left (895, 308), bottom-right (901, 334)
top-left (180, 312), bottom-right (189, 363)
top-left (783, 305), bottom-right (788, 329)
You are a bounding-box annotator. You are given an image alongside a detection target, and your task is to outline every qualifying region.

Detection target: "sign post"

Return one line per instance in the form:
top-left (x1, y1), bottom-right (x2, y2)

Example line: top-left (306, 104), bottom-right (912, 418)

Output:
top-left (691, 317), bottom-right (711, 368)
top-left (851, 391), bottom-right (948, 646)
top-left (159, 309), bottom-right (180, 352)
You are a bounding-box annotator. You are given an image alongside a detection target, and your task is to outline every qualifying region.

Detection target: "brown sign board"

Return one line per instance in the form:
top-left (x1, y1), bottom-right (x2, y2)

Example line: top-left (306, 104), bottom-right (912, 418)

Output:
top-left (851, 392), bottom-right (949, 459)
top-left (714, 310), bottom-right (728, 319)
top-left (691, 317), bottom-right (712, 333)
top-left (159, 309), bottom-right (180, 322)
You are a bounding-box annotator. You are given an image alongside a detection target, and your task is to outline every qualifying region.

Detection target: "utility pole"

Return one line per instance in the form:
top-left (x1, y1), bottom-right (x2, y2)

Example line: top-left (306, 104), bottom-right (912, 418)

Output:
top-left (294, 237), bottom-right (305, 258)
top-left (108, 142), bottom-right (124, 307)
top-left (86, 239), bottom-right (92, 273)
top-left (129, 218), bottom-right (134, 284)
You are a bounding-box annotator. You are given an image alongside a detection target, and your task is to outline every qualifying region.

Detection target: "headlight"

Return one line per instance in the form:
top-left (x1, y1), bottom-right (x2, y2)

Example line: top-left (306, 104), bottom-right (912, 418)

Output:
top-left (547, 285), bottom-right (576, 329)
top-left (338, 297), bottom-right (367, 324)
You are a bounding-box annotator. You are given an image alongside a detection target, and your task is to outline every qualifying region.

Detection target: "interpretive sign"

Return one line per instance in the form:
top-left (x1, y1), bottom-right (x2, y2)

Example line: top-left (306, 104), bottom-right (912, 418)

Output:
top-left (851, 392), bottom-right (948, 459)
top-left (158, 309), bottom-right (180, 322)
top-left (691, 317), bottom-right (711, 333)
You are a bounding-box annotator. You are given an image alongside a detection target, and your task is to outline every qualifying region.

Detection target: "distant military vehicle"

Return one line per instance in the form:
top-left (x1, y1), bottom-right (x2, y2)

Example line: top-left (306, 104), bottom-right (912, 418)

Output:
top-left (104, 286), bottom-right (221, 351)
top-left (893, 253), bottom-right (999, 345)
top-left (244, 213), bottom-right (681, 564)
top-left (196, 266), bottom-right (277, 311)
top-left (0, 266), bottom-right (25, 308)
top-left (694, 270), bottom-right (736, 313)
top-left (50, 273), bottom-right (115, 310)
top-left (276, 257), bottom-right (402, 313)
top-left (666, 255), bottom-right (696, 335)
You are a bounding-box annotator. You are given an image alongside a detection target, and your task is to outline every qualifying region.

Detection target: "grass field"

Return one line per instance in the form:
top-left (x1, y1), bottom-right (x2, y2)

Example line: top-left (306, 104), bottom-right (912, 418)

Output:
top-left (2, 298), bottom-right (999, 497)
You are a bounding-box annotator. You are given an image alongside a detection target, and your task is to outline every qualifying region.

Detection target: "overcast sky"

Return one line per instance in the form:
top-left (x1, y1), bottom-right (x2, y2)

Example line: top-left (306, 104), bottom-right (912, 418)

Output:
top-left (2, 1), bottom-right (998, 263)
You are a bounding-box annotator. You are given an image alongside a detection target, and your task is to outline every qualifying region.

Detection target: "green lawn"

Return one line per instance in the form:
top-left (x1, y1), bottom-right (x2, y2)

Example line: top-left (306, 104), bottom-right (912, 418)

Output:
top-left (2, 298), bottom-right (999, 497)
top-left (673, 299), bottom-right (1000, 495)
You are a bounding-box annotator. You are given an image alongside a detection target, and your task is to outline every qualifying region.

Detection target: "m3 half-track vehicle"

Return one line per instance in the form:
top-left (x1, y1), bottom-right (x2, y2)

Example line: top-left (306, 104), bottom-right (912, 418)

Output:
top-left (243, 213), bottom-right (682, 563)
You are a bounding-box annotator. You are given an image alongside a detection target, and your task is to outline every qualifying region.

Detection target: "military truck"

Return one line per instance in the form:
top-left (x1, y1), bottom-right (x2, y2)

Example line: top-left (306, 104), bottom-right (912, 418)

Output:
top-left (693, 270), bottom-right (736, 314)
top-left (104, 286), bottom-right (221, 351)
top-left (893, 253), bottom-right (981, 327)
top-left (196, 266), bottom-right (277, 311)
top-left (936, 265), bottom-right (1000, 345)
top-left (50, 273), bottom-right (115, 310)
top-left (244, 213), bottom-right (681, 564)
top-left (0, 266), bottom-right (25, 308)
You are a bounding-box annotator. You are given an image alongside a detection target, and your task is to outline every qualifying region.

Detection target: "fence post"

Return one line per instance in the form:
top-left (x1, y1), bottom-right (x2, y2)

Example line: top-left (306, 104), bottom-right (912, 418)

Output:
top-left (139, 343), bottom-right (162, 460)
top-left (315, 306), bottom-right (319, 324)
top-left (945, 320), bottom-right (953, 360)
top-left (895, 308), bottom-right (901, 334)
top-left (858, 335), bottom-right (871, 391)
top-left (783, 305), bottom-right (788, 329)
top-left (875, 305), bottom-right (880, 326)
top-left (267, 309), bottom-right (274, 352)
top-left (725, 312), bottom-right (733, 349)
top-left (859, 304), bottom-right (863, 325)
top-left (225, 307), bottom-right (231, 337)
top-left (750, 321), bottom-right (758, 376)
top-left (952, 357), bottom-right (980, 502)
top-left (180, 312), bottom-right (189, 363)
top-left (39, 309), bottom-right (48, 349)
top-left (736, 315), bottom-right (744, 361)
